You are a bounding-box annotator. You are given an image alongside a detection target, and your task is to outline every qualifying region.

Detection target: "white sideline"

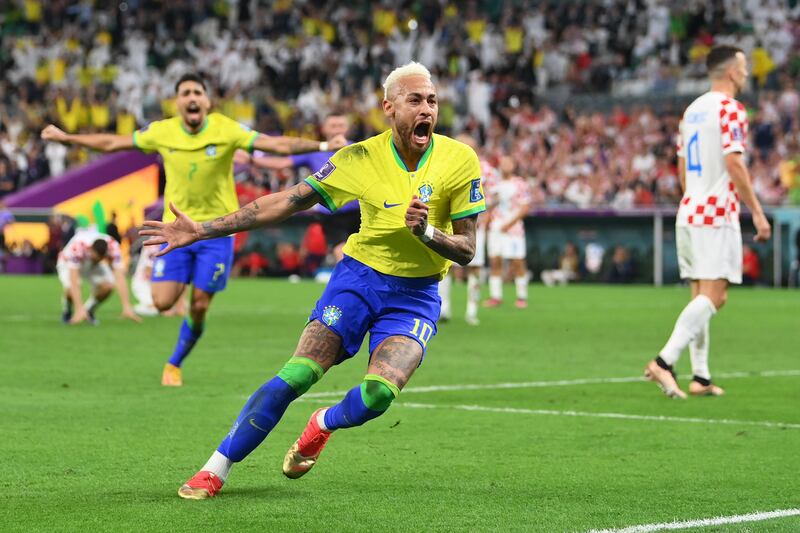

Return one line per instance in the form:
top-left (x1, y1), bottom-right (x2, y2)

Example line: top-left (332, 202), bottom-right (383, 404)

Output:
top-left (585, 508), bottom-right (800, 532)
top-left (297, 398), bottom-right (800, 429)
top-left (302, 369), bottom-right (800, 399)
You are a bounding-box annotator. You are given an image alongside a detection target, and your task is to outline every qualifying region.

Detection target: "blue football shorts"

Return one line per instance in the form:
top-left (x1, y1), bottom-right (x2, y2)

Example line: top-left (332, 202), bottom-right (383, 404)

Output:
top-left (308, 255), bottom-right (441, 361)
top-left (152, 236), bottom-right (234, 293)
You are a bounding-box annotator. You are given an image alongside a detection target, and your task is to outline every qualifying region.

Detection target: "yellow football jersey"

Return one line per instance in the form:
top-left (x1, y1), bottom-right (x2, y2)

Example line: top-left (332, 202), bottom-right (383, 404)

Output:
top-left (305, 129), bottom-right (486, 278)
top-left (133, 112), bottom-right (258, 222)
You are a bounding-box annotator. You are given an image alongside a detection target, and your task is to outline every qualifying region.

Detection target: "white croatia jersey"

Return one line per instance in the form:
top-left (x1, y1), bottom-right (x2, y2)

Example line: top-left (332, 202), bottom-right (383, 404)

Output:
top-left (133, 242), bottom-right (156, 282)
top-left (58, 231), bottom-right (122, 269)
top-left (487, 175), bottom-right (532, 236)
top-left (676, 91), bottom-right (746, 230)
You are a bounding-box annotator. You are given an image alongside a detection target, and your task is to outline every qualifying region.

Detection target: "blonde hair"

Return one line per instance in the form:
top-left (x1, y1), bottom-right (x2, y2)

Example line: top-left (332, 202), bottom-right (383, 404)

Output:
top-left (383, 62), bottom-right (432, 100)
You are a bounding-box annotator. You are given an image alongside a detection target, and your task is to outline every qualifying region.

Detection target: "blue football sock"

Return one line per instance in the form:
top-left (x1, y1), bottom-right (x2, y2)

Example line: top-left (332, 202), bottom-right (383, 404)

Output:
top-left (323, 377), bottom-right (398, 430)
top-left (167, 318), bottom-right (204, 367)
top-left (217, 376), bottom-right (297, 462)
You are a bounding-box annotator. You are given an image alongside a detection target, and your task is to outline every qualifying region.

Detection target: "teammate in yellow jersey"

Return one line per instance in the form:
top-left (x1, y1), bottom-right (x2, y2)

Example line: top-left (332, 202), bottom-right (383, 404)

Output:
top-left (42, 73), bottom-right (347, 387)
top-left (141, 62), bottom-right (486, 499)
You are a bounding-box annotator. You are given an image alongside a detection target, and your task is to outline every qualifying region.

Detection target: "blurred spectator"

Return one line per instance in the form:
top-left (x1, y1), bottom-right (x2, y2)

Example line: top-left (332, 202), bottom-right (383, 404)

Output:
top-left (276, 242), bottom-right (300, 276)
top-left (541, 242), bottom-right (580, 286)
top-left (300, 221), bottom-right (328, 277)
top-left (106, 211), bottom-right (122, 244)
top-left (742, 245), bottom-right (762, 285)
top-left (606, 245), bottom-right (637, 283)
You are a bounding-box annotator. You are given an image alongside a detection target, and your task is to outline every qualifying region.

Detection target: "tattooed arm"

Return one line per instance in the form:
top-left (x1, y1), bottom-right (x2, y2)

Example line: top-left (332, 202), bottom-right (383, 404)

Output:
top-left (251, 133), bottom-right (347, 155)
top-left (404, 197), bottom-right (477, 266)
top-left (140, 182), bottom-right (322, 255)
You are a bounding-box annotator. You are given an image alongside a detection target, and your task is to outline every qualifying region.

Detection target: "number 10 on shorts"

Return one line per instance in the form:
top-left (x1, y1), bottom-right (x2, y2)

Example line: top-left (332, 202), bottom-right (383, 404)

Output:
top-left (410, 318), bottom-right (434, 347)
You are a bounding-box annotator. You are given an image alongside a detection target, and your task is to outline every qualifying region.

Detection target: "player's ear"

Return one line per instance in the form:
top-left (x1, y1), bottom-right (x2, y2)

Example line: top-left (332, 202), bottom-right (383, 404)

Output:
top-left (382, 99), bottom-right (394, 118)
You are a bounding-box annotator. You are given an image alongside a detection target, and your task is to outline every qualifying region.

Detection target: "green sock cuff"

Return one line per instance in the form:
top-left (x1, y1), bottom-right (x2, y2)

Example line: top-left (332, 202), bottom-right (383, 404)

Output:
top-left (360, 374), bottom-right (399, 412)
top-left (277, 357), bottom-right (324, 395)
top-left (185, 317), bottom-right (204, 333)
top-left (364, 374), bottom-right (400, 397)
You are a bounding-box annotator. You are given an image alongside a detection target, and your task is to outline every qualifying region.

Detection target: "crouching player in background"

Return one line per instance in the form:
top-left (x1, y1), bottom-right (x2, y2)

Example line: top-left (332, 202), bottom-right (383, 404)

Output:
top-left (57, 231), bottom-right (141, 325)
top-left (142, 62), bottom-right (485, 499)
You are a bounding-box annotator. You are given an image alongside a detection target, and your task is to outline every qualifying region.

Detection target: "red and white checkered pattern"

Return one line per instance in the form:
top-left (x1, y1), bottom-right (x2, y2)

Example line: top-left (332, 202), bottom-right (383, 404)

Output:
top-left (487, 175), bottom-right (532, 237)
top-left (58, 231), bottom-right (122, 268)
top-left (719, 97), bottom-right (748, 155)
top-left (677, 92), bottom-right (747, 230)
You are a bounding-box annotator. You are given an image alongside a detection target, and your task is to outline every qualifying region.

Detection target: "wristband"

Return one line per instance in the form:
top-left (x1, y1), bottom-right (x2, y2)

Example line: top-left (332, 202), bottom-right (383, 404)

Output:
top-left (419, 223), bottom-right (435, 243)
top-left (319, 141), bottom-right (329, 151)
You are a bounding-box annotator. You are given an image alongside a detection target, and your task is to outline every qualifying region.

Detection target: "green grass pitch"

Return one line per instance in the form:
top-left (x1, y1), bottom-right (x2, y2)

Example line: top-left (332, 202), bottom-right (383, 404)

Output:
top-left (1, 275), bottom-right (798, 532)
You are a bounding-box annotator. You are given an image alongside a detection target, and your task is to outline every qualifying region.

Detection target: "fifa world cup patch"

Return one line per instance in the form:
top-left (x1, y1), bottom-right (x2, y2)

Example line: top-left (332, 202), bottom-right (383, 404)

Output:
top-left (731, 127), bottom-right (743, 141)
top-left (469, 179), bottom-right (484, 202)
top-left (205, 144), bottom-right (217, 156)
top-left (322, 305), bottom-right (343, 327)
top-left (313, 160), bottom-right (336, 181)
top-left (418, 183), bottom-right (433, 203)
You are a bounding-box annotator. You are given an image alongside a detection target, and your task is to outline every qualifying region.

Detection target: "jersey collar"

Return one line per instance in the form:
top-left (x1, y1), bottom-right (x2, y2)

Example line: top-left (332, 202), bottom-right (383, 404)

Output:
top-left (180, 117), bottom-right (209, 136)
top-left (390, 134), bottom-right (434, 172)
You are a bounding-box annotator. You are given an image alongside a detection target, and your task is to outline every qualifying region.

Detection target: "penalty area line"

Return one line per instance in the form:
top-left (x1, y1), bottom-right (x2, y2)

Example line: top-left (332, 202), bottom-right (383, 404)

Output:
top-left (301, 369), bottom-right (800, 399)
top-left (296, 398), bottom-right (800, 430)
top-left (584, 507), bottom-right (800, 532)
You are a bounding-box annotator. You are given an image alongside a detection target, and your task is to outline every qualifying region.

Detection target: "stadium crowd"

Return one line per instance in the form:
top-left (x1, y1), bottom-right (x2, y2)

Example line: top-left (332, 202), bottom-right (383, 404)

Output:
top-left (0, 0), bottom-right (799, 206)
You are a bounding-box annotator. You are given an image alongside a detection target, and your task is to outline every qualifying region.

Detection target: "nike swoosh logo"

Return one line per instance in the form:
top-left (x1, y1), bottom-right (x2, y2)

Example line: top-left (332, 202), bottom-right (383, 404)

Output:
top-left (384, 201), bottom-right (402, 208)
top-left (249, 418), bottom-right (269, 433)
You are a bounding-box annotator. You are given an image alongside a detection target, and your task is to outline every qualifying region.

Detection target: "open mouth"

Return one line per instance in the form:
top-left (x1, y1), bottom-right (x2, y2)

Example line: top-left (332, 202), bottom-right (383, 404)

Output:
top-left (412, 121), bottom-right (431, 145)
top-left (186, 104), bottom-right (202, 122)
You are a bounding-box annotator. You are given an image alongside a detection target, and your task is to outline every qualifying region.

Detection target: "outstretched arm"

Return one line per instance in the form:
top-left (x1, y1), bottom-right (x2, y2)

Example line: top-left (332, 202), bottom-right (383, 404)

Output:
top-left (405, 197), bottom-right (477, 266)
top-left (141, 181), bottom-right (322, 255)
top-left (251, 133), bottom-right (347, 155)
top-left (234, 149), bottom-right (294, 170)
top-left (41, 124), bottom-right (134, 153)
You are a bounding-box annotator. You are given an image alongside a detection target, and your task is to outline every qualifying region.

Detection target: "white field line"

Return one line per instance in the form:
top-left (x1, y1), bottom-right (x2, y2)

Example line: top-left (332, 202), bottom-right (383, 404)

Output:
top-left (585, 507), bottom-right (800, 532)
top-left (302, 369), bottom-right (800, 399)
top-left (296, 398), bottom-right (800, 430)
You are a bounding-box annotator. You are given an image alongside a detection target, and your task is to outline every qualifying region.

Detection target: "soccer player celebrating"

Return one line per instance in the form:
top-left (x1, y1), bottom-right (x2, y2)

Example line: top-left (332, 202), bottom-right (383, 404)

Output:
top-left (484, 155), bottom-right (532, 309)
top-left (41, 74), bottom-right (347, 387)
top-left (141, 62), bottom-right (486, 499)
top-left (645, 45), bottom-right (771, 399)
top-left (57, 230), bottom-right (140, 325)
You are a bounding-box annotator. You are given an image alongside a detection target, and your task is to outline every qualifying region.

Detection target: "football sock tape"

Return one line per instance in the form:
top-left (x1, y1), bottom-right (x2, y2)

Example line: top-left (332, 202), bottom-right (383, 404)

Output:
top-left (323, 374), bottom-right (399, 430)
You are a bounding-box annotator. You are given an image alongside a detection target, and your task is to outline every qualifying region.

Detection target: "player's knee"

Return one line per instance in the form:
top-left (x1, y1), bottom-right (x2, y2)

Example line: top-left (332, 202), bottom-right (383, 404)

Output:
top-left (152, 292), bottom-right (175, 311)
top-left (190, 297), bottom-right (210, 317)
top-left (361, 376), bottom-right (398, 412)
top-left (96, 284), bottom-right (113, 298)
top-left (277, 357), bottom-right (324, 396)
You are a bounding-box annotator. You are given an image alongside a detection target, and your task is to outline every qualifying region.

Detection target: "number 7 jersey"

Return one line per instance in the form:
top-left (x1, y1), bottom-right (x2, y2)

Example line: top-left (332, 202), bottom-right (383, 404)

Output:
top-left (676, 91), bottom-right (747, 230)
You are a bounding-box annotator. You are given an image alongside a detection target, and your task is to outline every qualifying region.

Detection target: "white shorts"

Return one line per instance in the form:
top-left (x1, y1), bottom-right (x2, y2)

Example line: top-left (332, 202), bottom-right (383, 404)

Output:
top-left (676, 225), bottom-right (742, 284)
top-left (468, 226), bottom-right (487, 267)
top-left (488, 231), bottom-right (526, 260)
top-left (132, 277), bottom-right (153, 306)
top-left (57, 261), bottom-right (115, 290)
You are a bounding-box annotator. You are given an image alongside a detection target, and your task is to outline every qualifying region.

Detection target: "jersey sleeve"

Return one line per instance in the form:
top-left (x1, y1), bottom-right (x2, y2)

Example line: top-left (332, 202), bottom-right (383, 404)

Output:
top-left (132, 121), bottom-right (162, 153)
top-left (720, 100), bottom-right (748, 155)
top-left (62, 239), bottom-right (83, 267)
top-left (228, 118), bottom-right (259, 152)
top-left (303, 147), bottom-right (364, 212)
top-left (449, 149), bottom-right (486, 220)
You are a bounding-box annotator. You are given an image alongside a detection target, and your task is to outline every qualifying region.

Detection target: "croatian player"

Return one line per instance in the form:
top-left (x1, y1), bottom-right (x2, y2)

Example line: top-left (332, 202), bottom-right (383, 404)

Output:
top-left (438, 134), bottom-right (496, 325)
top-left (57, 231), bottom-right (140, 325)
top-left (131, 244), bottom-right (186, 317)
top-left (645, 45), bottom-right (771, 399)
top-left (141, 62), bottom-right (485, 499)
top-left (41, 73), bottom-right (347, 387)
top-left (484, 155), bottom-right (532, 309)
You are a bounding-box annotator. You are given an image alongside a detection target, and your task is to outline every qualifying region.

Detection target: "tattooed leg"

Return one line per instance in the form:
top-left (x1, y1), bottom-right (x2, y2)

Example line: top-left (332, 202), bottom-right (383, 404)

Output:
top-left (320, 336), bottom-right (421, 431)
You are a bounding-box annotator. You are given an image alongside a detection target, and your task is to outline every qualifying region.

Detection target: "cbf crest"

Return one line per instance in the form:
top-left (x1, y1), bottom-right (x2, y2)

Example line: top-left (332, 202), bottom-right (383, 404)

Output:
top-left (205, 144), bottom-right (217, 156)
top-left (322, 305), bottom-right (343, 327)
top-left (418, 182), bottom-right (434, 203)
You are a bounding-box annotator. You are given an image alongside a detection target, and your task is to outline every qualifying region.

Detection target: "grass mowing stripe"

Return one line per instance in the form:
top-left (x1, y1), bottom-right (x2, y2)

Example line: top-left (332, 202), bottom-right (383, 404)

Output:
top-left (301, 369), bottom-right (800, 398)
top-left (585, 508), bottom-right (800, 532)
top-left (296, 398), bottom-right (800, 430)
